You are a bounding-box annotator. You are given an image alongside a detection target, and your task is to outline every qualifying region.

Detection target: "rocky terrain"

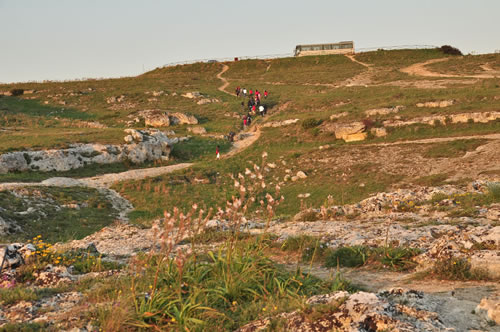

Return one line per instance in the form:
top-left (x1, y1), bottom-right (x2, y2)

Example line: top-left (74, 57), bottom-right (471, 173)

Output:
top-left (1, 48), bottom-right (500, 331)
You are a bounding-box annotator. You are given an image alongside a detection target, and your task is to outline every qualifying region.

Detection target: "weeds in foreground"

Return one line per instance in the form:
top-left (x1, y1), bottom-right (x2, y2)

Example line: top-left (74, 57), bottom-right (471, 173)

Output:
top-left (428, 257), bottom-right (490, 281)
top-left (97, 157), bottom-right (353, 331)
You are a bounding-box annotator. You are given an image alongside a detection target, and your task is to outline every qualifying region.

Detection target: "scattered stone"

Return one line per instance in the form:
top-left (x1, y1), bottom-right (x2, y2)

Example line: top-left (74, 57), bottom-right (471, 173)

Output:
top-left (384, 111), bottom-right (500, 127)
top-left (365, 105), bottom-right (404, 116)
top-left (416, 99), bottom-right (455, 108)
top-left (187, 126), bottom-right (207, 135)
top-left (262, 119), bottom-right (299, 128)
top-left (296, 171), bottom-right (307, 179)
top-left (475, 296), bottom-right (500, 325)
top-left (370, 127), bottom-right (388, 137)
top-left (0, 129), bottom-right (177, 173)
top-left (322, 121), bottom-right (367, 142)
top-left (329, 112), bottom-right (349, 120)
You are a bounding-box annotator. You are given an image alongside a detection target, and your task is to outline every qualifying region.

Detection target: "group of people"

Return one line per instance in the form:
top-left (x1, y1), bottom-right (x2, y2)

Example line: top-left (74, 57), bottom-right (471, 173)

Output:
top-left (235, 86), bottom-right (270, 128)
top-left (235, 87), bottom-right (268, 100)
top-left (218, 87), bottom-right (271, 160)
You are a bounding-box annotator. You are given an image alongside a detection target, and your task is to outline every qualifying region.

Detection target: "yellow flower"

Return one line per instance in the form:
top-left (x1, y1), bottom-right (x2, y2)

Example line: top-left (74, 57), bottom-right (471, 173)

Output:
top-left (274, 306), bottom-right (278, 310)
top-left (149, 285), bottom-right (153, 289)
top-left (171, 318), bottom-right (176, 322)
top-left (232, 301), bottom-right (237, 305)
top-left (262, 307), bottom-right (266, 311)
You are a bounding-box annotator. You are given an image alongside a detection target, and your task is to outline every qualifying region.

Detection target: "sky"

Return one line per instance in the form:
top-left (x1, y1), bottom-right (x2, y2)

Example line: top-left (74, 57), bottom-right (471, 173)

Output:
top-left (1, 0), bottom-right (499, 83)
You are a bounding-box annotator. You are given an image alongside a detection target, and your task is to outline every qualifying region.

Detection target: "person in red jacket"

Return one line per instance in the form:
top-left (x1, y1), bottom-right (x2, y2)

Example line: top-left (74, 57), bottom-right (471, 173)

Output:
top-left (264, 90), bottom-right (268, 98)
top-left (216, 145), bottom-right (220, 160)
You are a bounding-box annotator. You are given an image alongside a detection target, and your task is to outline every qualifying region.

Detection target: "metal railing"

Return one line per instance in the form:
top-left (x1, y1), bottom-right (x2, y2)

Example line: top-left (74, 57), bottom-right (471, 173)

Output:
top-left (161, 45), bottom-right (439, 68)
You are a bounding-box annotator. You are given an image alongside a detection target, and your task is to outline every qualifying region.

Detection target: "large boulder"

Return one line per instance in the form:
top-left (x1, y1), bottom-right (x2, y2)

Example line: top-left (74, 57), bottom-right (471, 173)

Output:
top-left (324, 121), bottom-right (367, 142)
top-left (145, 112), bottom-right (170, 127)
top-left (187, 126), bottom-right (207, 135)
top-left (169, 112), bottom-right (198, 125)
top-left (475, 296), bottom-right (500, 325)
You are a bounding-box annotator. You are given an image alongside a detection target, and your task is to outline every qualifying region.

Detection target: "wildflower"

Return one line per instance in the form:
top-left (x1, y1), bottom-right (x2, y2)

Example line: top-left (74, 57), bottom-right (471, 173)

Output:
top-left (149, 285), bottom-right (153, 289)
top-left (232, 301), bottom-right (237, 306)
top-left (171, 318), bottom-right (176, 322)
top-left (262, 307), bottom-right (266, 311)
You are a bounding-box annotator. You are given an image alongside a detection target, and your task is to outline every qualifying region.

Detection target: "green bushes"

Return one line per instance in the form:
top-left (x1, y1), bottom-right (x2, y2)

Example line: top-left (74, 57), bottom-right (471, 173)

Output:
top-left (301, 118), bottom-right (322, 129)
top-left (429, 257), bottom-right (490, 280)
top-left (324, 246), bottom-right (420, 271)
top-left (440, 45), bottom-right (463, 56)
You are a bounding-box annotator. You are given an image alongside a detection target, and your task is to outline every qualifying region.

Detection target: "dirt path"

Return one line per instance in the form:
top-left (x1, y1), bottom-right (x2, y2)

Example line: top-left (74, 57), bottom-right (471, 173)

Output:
top-left (401, 58), bottom-right (500, 79)
top-left (216, 64), bottom-right (233, 96)
top-left (362, 133), bottom-right (500, 147)
top-left (223, 127), bottom-right (261, 159)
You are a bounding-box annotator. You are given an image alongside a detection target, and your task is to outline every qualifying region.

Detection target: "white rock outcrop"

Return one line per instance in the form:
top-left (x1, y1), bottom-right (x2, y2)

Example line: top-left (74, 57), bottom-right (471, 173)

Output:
top-left (0, 129), bottom-right (178, 174)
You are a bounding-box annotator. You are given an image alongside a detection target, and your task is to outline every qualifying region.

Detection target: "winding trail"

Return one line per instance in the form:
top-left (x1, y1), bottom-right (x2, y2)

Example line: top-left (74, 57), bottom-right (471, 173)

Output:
top-left (216, 64), bottom-right (233, 96)
top-left (363, 133), bottom-right (500, 147)
top-left (401, 58), bottom-right (500, 79)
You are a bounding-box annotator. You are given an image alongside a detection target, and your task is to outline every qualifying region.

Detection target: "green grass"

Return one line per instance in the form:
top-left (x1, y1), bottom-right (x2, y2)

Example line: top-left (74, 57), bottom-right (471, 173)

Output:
top-left (96, 240), bottom-right (354, 331)
top-left (324, 246), bottom-right (421, 271)
top-left (422, 139), bottom-right (486, 158)
top-left (427, 53), bottom-right (500, 75)
top-left (0, 186), bottom-right (117, 243)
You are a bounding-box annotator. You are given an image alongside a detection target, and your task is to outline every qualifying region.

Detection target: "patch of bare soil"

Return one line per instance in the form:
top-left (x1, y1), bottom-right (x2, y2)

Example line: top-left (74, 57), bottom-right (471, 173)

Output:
top-left (305, 133), bottom-right (500, 184)
top-left (402, 57), bottom-right (500, 79)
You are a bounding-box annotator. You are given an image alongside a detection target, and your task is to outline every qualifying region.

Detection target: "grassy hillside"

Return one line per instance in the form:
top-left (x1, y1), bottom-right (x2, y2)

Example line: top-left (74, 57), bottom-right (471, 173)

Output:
top-left (1, 48), bottom-right (500, 227)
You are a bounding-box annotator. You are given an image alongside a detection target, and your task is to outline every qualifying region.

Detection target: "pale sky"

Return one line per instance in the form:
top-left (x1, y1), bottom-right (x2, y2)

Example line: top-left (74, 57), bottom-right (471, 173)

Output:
top-left (1, 0), bottom-right (499, 83)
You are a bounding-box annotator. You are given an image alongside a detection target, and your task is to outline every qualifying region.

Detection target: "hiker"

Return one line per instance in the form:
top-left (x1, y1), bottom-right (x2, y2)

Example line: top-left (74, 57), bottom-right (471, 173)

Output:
top-left (247, 99), bottom-right (252, 111)
top-left (235, 86), bottom-right (240, 97)
top-left (228, 131), bottom-right (235, 142)
top-left (251, 104), bottom-right (256, 114)
top-left (259, 105), bottom-right (265, 116)
top-left (216, 145), bottom-right (220, 159)
top-left (247, 114), bottom-right (252, 126)
top-left (243, 115), bottom-right (248, 127)
top-left (241, 101), bottom-right (245, 111)
top-left (249, 89), bottom-right (253, 96)
top-left (264, 90), bottom-right (268, 98)
top-left (263, 104), bottom-right (268, 115)
top-left (242, 88), bottom-right (247, 97)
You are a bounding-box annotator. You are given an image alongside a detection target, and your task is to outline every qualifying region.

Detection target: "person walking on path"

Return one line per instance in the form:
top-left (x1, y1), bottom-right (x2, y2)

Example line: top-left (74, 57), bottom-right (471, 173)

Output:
top-left (259, 105), bottom-right (265, 116)
top-left (264, 90), bottom-right (268, 98)
top-left (216, 145), bottom-right (220, 160)
top-left (235, 86), bottom-right (241, 97)
top-left (242, 88), bottom-right (247, 97)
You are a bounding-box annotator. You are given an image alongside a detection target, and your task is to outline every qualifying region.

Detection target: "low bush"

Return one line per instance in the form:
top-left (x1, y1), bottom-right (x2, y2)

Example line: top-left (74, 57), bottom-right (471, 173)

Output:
top-left (9, 88), bottom-right (24, 96)
top-left (440, 45), bottom-right (463, 56)
top-left (430, 257), bottom-right (490, 280)
top-left (301, 118), bottom-right (322, 129)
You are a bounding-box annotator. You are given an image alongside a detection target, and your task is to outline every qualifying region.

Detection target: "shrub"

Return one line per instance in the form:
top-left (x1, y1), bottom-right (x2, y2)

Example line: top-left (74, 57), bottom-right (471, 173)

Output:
top-left (362, 118), bottom-right (375, 130)
top-left (440, 45), bottom-right (463, 56)
top-left (324, 246), bottom-right (369, 268)
top-left (301, 118), bottom-right (322, 129)
top-left (9, 89), bottom-right (24, 96)
top-left (487, 182), bottom-right (500, 202)
top-left (430, 256), bottom-right (489, 280)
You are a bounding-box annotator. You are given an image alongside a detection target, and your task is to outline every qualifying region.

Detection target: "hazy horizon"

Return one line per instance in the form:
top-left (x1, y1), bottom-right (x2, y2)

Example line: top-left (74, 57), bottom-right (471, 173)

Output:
top-left (1, 0), bottom-right (499, 83)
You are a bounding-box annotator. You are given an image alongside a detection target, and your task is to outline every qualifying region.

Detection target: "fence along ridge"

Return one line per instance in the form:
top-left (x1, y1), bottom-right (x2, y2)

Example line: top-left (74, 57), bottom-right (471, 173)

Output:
top-left (161, 45), bottom-right (439, 68)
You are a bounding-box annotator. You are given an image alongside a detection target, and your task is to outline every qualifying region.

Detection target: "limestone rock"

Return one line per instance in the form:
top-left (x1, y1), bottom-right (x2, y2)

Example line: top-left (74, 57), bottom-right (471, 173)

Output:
top-left (187, 126), bottom-right (207, 135)
top-left (323, 121), bottom-right (367, 142)
top-left (370, 127), bottom-right (388, 137)
top-left (145, 112), bottom-right (170, 127)
top-left (181, 91), bottom-right (202, 99)
top-left (236, 289), bottom-right (452, 332)
top-left (169, 112), bottom-right (198, 125)
top-left (344, 132), bottom-right (367, 142)
top-left (365, 105), bottom-right (404, 116)
top-left (475, 296), bottom-right (500, 325)
top-left (296, 171), bottom-right (307, 179)
top-left (262, 119), bottom-right (299, 128)
top-left (0, 129), bottom-right (176, 173)
top-left (416, 99), bottom-right (455, 108)
top-left (329, 112), bottom-right (348, 120)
